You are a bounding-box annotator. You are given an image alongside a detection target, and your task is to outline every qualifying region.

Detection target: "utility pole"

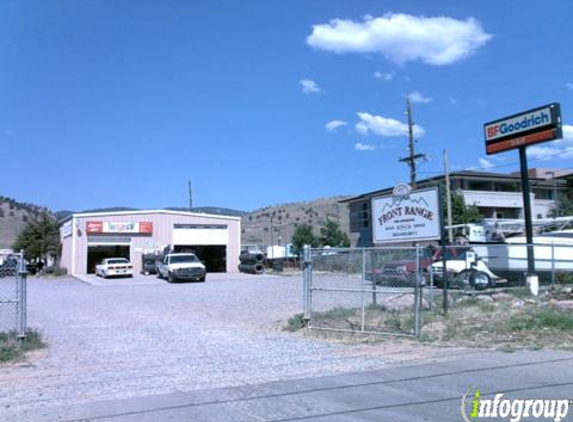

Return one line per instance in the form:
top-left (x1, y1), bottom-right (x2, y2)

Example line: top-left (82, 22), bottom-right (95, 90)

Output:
top-left (444, 150), bottom-right (453, 243)
top-left (188, 180), bottom-right (193, 212)
top-left (399, 94), bottom-right (426, 188)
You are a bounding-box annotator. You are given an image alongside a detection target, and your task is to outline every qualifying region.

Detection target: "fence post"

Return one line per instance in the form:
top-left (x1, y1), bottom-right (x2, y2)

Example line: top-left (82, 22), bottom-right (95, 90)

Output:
top-left (371, 250), bottom-right (377, 306)
top-left (551, 243), bottom-right (555, 288)
top-left (361, 248), bottom-right (366, 333)
top-left (429, 268), bottom-right (434, 311)
top-left (17, 251), bottom-right (27, 340)
top-left (303, 244), bottom-right (311, 325)
top-left (414, 245), bottom-right (421, 337)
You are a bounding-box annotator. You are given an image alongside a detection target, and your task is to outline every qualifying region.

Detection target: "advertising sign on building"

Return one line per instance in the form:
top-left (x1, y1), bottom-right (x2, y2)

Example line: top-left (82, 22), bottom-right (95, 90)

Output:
top-left (372, 185), bottom-right (441, 243)
top-left (484, 103), bottom-right (562, 155)
top-left (60, 221), bottom-right (73, 238)
top-left (86, 221), bottom-right (153, 234)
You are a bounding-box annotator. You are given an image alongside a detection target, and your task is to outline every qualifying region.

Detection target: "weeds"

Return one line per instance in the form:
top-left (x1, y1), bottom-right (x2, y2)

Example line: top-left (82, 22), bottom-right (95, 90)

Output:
top-left (0, 329), bottom-right (45, 363)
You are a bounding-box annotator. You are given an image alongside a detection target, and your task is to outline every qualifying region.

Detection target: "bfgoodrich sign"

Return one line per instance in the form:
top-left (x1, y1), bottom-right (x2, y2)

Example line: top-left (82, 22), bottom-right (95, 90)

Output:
top-left (372, 186), bottom-right (441, 243)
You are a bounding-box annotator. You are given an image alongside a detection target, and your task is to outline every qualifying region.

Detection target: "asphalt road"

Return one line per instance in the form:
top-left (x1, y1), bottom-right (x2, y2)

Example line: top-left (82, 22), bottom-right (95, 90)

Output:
top-left (12, 349), bottom-right (573, 422)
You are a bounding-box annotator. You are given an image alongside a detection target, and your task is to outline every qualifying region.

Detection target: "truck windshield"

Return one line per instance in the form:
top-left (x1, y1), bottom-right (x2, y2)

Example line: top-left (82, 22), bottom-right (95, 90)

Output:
top-left (170, 255), bottom-right (199, 263)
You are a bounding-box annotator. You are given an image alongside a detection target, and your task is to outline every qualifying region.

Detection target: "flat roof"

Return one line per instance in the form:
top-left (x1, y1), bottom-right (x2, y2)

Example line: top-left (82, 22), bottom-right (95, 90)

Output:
top-left (60, 209), bottom-right (241, 223)
top-left (340, 170), bottom-right (566, 204)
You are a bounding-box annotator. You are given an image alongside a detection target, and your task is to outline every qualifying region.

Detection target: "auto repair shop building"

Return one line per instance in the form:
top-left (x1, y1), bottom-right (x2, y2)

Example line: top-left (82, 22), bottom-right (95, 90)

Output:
top-left (59, 210), bottom-right (241, 276)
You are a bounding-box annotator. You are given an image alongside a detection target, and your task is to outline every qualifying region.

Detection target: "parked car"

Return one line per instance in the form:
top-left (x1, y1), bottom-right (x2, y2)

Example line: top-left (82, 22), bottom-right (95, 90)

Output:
top-left (156, 253), bottom-right (206, 283)
top-left (95, 258), bottom-right (133, 278)
top-left (365, 246), bottom-right (503, 289)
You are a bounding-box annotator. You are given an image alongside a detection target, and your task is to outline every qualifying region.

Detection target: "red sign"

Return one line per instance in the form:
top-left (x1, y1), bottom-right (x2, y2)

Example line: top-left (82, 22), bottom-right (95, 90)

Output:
top-left (86, 221), bottom-right (103, 234)
top-left (140, 222), bottom-right (153, 234)
top-left (484, 103), bottom-right (562, 155)
top-left (85, 221), bottom-right (153, 234)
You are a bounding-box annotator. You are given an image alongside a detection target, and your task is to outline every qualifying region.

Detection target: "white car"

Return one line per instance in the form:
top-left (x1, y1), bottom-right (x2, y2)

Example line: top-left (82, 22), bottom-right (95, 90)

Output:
top-left (95, 258), bottom-right (133, 278)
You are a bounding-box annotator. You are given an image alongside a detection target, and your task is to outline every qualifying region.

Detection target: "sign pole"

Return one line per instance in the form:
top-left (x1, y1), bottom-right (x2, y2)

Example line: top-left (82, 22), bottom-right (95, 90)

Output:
top-left (518, 146), bottom-right (535, 275)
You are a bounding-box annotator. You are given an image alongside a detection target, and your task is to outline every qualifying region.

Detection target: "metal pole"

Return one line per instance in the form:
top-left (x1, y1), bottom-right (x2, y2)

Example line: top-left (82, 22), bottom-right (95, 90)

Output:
top-left (444, 150), bottom-right (454, 243)
top-left (361, 248), bottom-right (366, 333)
top-left (372, 250), bottom-right (377, 306)
top-left (414, 245), bottom-right (421, 336)
top-left (429, 267), bottom-right (434, 311)
top-left (438, 184), bottom-right (448, 315)
top-left (519, 147), bottom-right (536, 275)
top-left (17, 250), bottom-right (27, 340)
top-left (303, 245), bottom-right (310, 323)
top-left (553, 175), bottom-right (559, 216)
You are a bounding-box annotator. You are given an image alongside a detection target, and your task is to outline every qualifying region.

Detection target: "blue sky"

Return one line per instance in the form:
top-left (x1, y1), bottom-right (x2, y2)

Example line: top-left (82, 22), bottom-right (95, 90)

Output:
top-left (2, 0), bottom-right (573, 212)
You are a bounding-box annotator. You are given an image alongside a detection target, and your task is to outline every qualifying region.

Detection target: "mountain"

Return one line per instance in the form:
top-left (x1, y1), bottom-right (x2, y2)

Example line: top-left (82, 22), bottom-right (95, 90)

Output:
top-left (0, 196), bottom-right (53, 249)
top-left (241, 196), bottom-right (352, 246)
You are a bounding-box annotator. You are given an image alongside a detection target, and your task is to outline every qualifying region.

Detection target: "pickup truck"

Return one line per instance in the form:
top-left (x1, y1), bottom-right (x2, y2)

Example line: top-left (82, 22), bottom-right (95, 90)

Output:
top-left (366, 246), bottom-right (503, 289)
top-left (156, 253), bottom-right (206, 283)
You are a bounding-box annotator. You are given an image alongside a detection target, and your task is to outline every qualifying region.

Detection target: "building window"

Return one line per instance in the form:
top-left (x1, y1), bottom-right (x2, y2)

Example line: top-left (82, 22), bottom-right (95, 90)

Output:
top-left (350, 201), bottom-right (370, 231)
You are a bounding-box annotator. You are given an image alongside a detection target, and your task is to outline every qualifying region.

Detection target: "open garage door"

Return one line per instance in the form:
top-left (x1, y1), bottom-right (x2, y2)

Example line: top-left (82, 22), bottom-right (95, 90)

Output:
top-left (87, 245), bottom-right (131, 274)
top-left (174, 245), bottom-right (226, 272)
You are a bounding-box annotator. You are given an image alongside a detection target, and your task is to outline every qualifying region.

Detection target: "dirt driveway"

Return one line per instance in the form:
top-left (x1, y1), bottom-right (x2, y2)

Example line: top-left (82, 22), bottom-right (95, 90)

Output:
top-left (0, 274), bottom-right (464, 419)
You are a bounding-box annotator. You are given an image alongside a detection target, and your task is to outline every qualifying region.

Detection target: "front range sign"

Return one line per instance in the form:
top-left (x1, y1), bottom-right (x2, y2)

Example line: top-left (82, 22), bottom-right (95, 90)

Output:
top-left (372, 184), bottom-right (441, 244)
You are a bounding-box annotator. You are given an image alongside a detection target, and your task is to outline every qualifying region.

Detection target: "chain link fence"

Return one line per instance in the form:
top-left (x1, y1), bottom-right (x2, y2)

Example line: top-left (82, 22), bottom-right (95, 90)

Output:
top-left (0, 252), bottom-right (27, 337)
top-left (302, 246), bottom-right (423, 337)
top-left (301, 242), bottom-right (573, 334)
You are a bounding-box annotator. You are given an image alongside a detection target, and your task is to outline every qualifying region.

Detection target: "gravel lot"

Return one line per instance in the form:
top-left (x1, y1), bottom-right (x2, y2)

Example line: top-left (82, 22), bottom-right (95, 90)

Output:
top-left (0, 273), bottom-right (460, 419)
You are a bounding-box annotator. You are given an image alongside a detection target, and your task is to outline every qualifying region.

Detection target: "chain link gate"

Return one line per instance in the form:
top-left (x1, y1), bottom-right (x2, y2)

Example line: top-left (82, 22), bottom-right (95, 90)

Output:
top-left (303, 245), bottom-right (422, 337)
top-left (0, 252), bottom-right (27, 337)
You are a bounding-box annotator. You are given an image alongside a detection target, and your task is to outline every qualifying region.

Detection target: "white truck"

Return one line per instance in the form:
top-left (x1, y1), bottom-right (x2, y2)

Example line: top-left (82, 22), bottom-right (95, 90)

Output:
top-left (156, 253), bottom-right (206, 283)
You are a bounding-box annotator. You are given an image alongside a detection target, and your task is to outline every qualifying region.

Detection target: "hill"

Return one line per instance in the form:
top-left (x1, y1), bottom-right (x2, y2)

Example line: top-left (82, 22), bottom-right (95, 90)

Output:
top-left (241, 196), bottom-right (352, 246)
top-left (0, 197), bottom-right (53, 249)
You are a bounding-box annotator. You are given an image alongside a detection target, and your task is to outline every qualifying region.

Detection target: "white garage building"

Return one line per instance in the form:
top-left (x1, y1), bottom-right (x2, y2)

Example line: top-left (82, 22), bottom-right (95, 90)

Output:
top-left (59, 210), bottom-right (241, 276)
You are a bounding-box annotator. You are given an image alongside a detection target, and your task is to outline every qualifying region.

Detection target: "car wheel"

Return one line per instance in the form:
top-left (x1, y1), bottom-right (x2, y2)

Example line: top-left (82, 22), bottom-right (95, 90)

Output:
top-left (168, 272), bottom-right (175, 283)
top-left (199, 275), bottom-right (206, 282)
top-left (157, 271), bottom-right (162, 279)
top-left (472, 271), bottom-right (490, 290)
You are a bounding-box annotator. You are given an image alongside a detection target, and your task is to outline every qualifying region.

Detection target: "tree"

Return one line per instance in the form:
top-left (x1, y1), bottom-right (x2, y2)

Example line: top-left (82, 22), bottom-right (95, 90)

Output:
top-left (290, 224), bottom-right (319, 256)
top-left (13, 213), bottom-right (60, 261)
top-left (319, 219), bottom-right (350, 247)
top-left (445, 189), bottom-right (483, 225)
top-left (548, 193), bottom-right (573, 217)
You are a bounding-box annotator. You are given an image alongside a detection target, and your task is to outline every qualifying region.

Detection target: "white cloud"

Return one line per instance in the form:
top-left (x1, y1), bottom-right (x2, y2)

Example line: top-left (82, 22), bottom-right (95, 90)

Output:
top-left (566, 83), bottom-right (573, 91)
top-left (478, 158), bottom-right (494, 169)
top-left (325, 120), bottom-right (347, 132)
top-left (355, 112), bottom-right (425, 138)
top-left (374, 71), bottom-right (395, 81)
top-left (409, 91), bottom-right (432, 104)
top-left (300, 79), bottom-right (322, 94)
top-left (307, 13), bottom-right (492, 66)
top-left (355, 142), bottom-right (376, 151)
top-left (527, 145), bottom-right (563, 161)
top-left (527, 124), bottom-right (573, 160)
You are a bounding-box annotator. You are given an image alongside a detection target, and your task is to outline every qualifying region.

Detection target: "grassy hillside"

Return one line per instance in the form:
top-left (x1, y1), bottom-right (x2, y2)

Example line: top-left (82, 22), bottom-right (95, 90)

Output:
top-left (241, 196), bottom-right (352, 246)
top-left (0, 197), bottom-right (52, 249)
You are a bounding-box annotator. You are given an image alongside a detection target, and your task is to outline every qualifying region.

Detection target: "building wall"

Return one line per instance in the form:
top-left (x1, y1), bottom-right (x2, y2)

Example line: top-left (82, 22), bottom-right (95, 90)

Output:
top-left (59, 221), bottom-right (73, 274)
top-left (62, 211), bottom-right (240, 275)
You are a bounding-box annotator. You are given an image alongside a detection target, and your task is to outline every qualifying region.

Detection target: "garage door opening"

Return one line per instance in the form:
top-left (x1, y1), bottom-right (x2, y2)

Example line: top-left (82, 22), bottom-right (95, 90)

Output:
top-left (87, 245), bottom-right (131, 274)
top-left (174, 245), bottom-right (226, 272)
